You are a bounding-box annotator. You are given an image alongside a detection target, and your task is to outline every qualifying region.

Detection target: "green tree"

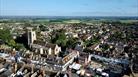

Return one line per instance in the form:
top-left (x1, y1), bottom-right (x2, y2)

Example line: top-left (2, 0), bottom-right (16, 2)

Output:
top-left (51, 29), bottom-right (67, 49)
top-left (66, 38), bottom-right (78, 48)
top-left (8, 39), bottom-right (16, 47)
top-left (101, 44), bottom-right (109, 51)
top-left (15, 43), bottom-right (26, 50)
top-left (84, 36), bottom-right (100, 47)
top-left (0, 29), bottom-right (12, 42)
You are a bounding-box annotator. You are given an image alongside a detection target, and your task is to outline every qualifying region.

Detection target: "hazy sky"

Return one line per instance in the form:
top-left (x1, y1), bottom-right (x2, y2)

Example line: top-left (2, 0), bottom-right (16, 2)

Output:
top-left (0, 0), bottom-right (138, 16)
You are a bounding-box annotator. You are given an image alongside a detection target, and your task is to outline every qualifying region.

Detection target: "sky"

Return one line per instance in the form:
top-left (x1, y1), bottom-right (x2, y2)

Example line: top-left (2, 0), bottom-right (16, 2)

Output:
top-left (0, 0), bottom-right (138, 16)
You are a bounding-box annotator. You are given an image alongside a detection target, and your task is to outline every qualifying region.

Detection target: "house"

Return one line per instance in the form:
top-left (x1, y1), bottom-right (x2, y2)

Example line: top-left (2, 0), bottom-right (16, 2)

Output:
top-left (31, 41), bottom-right (61, 56)
top-left (45, 43), bottom-right (61, 55)
top-left (88, 43), bottom-right (102, 51)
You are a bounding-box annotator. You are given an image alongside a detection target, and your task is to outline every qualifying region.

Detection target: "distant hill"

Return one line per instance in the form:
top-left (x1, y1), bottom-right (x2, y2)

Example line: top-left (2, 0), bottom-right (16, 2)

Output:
top-left (0, 16), bottom-right (138, 20)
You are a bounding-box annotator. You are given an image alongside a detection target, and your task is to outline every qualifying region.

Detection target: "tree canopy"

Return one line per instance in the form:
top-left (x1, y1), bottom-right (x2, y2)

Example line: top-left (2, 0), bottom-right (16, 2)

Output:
top-left (0, 29), bottom-right (26, 50)
top-left (51, 29), bottom-right (67, 47)
top-left (0, 29), bottom-right (12, 42)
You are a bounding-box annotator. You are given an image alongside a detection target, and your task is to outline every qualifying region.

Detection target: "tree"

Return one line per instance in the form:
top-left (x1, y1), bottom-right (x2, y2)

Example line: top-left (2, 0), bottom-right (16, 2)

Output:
top-left (66, 38), bottom-right (78, 48)
top-left (15, 33), bottom-right (28, 49)
top-left (39, 24), bottom-right (48, 31)
top-left (84, 36), bottom-right (100, 47)
top-left (51, 29), bottom-right (67, 50)
top-left (101, 44), bottom-right (109, 51)
top-left (8, 39), bottom-right (16, 47)
top-left (51, 29), bottom-right (66, 43)
top-left (0, 29), bottom-right (12, 43)
top-left (15, 43), bottom-right (26, 51)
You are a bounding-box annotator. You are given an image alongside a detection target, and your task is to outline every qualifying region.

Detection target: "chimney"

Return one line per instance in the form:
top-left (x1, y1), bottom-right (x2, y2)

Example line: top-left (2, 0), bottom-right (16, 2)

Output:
top-left (40, 66), bottom-right (45, 77)
top-left (12, 63), bottom-right (17, 74)
top-left (31, 64), bottom-right (34, 73)
top-left (88, 54), bottom-right (91, 63)
top-left (85, 57), bottom-right (88, 65)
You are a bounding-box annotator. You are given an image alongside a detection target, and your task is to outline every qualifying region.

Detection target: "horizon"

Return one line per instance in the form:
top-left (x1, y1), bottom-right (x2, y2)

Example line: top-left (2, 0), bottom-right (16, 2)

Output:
top-left (0, 0), bottom-right (138, 16)
top-left (0, 15), bottom-right (138, 20)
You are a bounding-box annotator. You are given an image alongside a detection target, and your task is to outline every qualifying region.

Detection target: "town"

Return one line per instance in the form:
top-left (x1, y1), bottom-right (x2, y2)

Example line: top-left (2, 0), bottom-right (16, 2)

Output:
top-left (0, 17), bottom-right (138, 77)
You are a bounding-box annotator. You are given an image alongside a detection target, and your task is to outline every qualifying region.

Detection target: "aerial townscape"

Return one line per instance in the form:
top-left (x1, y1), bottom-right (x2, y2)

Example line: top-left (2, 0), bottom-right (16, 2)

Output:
top-left (0, 0), bottom-right (138, 77)
top-left (0, 16), bottom-right (137, 77)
